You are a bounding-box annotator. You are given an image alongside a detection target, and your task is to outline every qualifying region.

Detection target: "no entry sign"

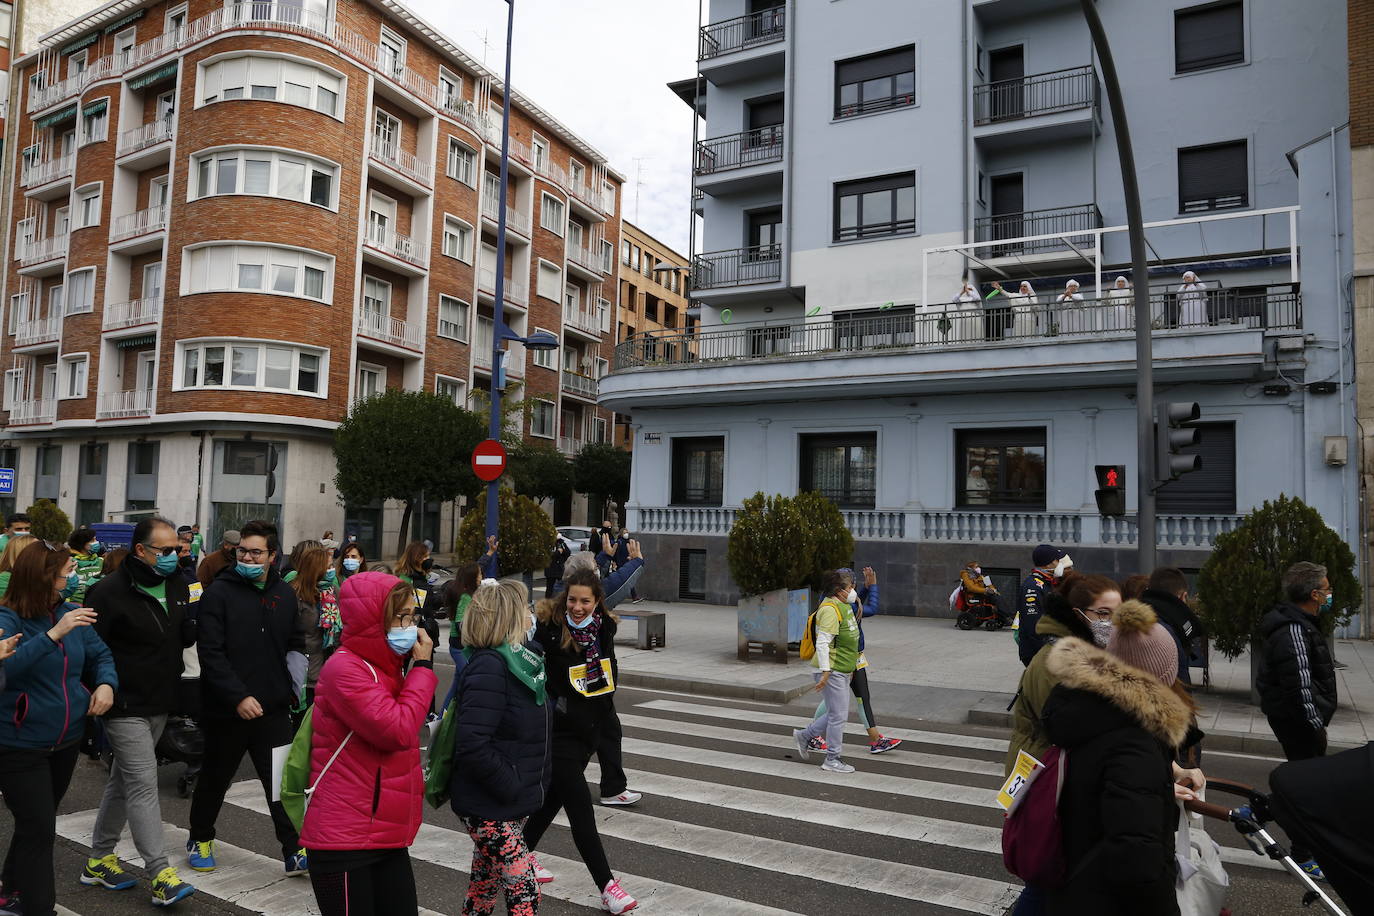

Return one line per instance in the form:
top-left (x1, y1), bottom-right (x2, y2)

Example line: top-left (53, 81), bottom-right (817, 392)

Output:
top-left (471, 439), bottom-right (508, 482)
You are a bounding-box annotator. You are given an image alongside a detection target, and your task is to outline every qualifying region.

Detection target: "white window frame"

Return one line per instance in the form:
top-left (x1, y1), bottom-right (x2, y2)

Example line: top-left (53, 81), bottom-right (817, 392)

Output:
top-left (67, 48), bottom-right (88, 79)
top-left (15, 218), bottom-right (35, 259)
top-left (191, 146), bottom-right (339, 210)
top-left (64, 267), bottom-right (95, 314)
top-left (435, 374), bottom-right (465, 406)
top-left (74, 184), bottom-right (102, 229)
top-left (437, 295), bottom-right (469, 341)
top-left (532, 326), bottom-right (556, 369)
top-left (196, 52), bottom-right (346, 120)
top-left (378, 27), bottom-right (408, 78)
top-left (362, 276), bottom-right (392, 317)
top-left (540, 192), bottom-right (566, 236)
top-left (442, 215), bottom-right (473, 263)
top-left (165, 3), bottom-right (188, 40)
top-left (594, 417), bottom-right (609, 443)
top-left (601, 239), bottom-right (614, 274)
top-left (355, 360), bottom-right (386, 400)
top-left (176, 337), bottom-right (328, 397)
top-left (446, 137), bottom-right (476, 186)
top-left (569, 158), bottom-right (585, 187)
top-left (2, 369), bottom-right (23, 410)
top-left (530, 398), bottom-right (556, 439)
top-left (58, 353), bottom-right (89, 400)
top-left (181, 242), bottom-right (334, 304)
top-left (113, 28), bottom-right (136, 66)
top-left (438, 67), bottom-right (463, 110)
top-left (8, 292), bottom-right (28, 335)
top-left (80, 98), bottom-right (109, 145)
top-left (48, 282), bottom-right (64, 317)
top-left (532, 133), bottom-right (550, 172)
top-left (536, 259), bottom-right (563, 301)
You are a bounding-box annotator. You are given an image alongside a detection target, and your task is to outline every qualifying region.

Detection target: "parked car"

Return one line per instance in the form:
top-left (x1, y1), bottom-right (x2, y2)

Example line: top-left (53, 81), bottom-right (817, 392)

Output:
top-left (557, 525), bottom-right (596, 553)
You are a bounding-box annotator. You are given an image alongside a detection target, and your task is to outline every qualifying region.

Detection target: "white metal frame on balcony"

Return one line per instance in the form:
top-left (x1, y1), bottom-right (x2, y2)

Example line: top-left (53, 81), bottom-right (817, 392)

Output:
top-left (567, 242), bottom-right (607, 277)
top-left (560, 371), bottom-right (597, 400)
top-left (367, 136), bottom-right (433, 187)
top-left (481, 177), bottom-right (531, 237)
top-left (18, 234), bottom-right (69, 268)
top-left (96, 388), bottom-right (152, 419)
top-left (103, 295), bottom-right (162, 330)
top-left (14, 314), bottom-right (63, 347)
top-left (563, 302), bottom-right (603, 337)
top-left (20, 154), bottom-right (75, 189)
top-left (116, 118), bottom-right (174, 157)
top-left (355, 307), bottom-right (423, 352)
top-left (363, 224), bottom-right (427, 270)
top-left (477, 268), bottom-right (529, 307)
top-left (8, 397), bottom-right (57, 425)
top-left (557, 435), bottom-right (585, 456)
top-left (109, 204), bottom-right (168, 244)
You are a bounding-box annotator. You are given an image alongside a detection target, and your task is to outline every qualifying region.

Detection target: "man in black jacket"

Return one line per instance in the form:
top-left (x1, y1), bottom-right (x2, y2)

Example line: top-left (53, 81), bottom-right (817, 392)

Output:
top-left (1140, 566), bottom-right (1203, 687)
top-left (1016, 544), bottom-right (1071, 666)
top-left (1256, 560), bottom-right (1338, 876)
top-left (83, 516), bottom-right (198, 905)
top-left (187, 520), bottom-right (308, 877)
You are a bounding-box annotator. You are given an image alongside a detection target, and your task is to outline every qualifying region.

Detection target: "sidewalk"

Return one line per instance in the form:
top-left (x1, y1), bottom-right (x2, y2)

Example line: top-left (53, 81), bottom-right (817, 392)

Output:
top-left (612, 600), bottom-right (1373, 756)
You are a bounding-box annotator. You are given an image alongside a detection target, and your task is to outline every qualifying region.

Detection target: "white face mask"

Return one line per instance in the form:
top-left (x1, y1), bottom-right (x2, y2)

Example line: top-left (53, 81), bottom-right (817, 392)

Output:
top-left (1053, 555), bottom-right (1074, 578)
top-left (845, 588), bottom-right (859, 605)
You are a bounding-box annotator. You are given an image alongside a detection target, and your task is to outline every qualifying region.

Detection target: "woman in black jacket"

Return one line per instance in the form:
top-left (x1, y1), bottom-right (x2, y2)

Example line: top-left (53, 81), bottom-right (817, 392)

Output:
top-left (450, 579), bottom-right (551, 916)
top-left (1040, 601), bottom-right (1195, 916)
top-left (544, 541), bottom-right (571, 600)
top-left (523, 570), bottom-right (637, 914)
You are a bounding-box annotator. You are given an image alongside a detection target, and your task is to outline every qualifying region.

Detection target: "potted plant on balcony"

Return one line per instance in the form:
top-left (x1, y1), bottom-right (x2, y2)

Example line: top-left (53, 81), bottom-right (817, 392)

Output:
top-left (1195, 494), bottom-right (1359, 700)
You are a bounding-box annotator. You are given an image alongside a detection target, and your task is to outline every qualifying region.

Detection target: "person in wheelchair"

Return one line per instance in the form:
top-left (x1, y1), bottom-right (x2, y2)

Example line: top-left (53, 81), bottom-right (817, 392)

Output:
top-left (960, 561), bottom-right (1011, 624)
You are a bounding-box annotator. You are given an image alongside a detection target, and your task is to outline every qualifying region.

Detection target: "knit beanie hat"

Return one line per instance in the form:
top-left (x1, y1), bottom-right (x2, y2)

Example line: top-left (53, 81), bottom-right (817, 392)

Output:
top-left (1105, 600), bottom-right (1179, 685)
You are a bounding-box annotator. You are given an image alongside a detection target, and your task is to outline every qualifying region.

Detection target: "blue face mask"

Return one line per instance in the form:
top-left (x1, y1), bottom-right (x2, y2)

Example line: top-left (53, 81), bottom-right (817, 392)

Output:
top-left (322, 568), bottom-right (338, 586)
top-left (343, 557), bottom-right (361, 572)
top-left (87, 540), bottom-right (101, 554)
top-left (60, 571), bottom-right (79, 598)
top-left (386, 625), bottom-right (418, 655)
top-left (1321, 592), bottom-right (1334, 613)
top-left (236, 562), bottom-right (264, 580)
top-left (566, 611), bottom-right (596, 630)
top-left (154, 551), bottom-right (180, 577)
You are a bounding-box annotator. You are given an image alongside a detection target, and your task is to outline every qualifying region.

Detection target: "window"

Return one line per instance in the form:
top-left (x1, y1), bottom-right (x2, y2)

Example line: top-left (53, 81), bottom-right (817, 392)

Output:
top-left (537, 261), bottom-right (563, 300)
top-left (631, 246), bottom-right (641, 270)
top-left (180, 339), bottom-right (325, 395)
top-left (75, 186), bottom-right (102, 229)
top-left (15, 219), bottom-right (34, 259)
top-left (184, 244), bottom-right (333, 302)
top-left (601, 240), bottom-right (615, 274)
top-left (1178, 140), bottom-right (1248, 212)
top-left (378, 28), bottom-right (407, 78)
top-left (8, 293), bottom-right (28, 336)
top-left (532, 134), bottom-right (550, 172)
top-left (436, 375), bottom-right (464, 405)
top-left (193, 148), bottom-right (337, 208)
top-left (447, 138), bottom-right (475, 185)
top-left (1156, 422), bottom-right (1236, 514)
top-left (621, 239), bottom-right (632, 265)
top-left (80, 101), bottom-right (108, 145)
top-left (356, 362), bottom-right (384, 400)
top-left (68, 49), bottom-right (88, 79)
top-left (49, 283), bottom-right (64, 317)
top-left (437, 295), bottom-right (468, 340)
top-left (531, 399), bottom-right (555, 438)
top-left (59, 354), bottom-right (88, 399)
top-left (957, 427), bottom-right (1046, 510)
top-left (671, 437), bottom-right (725, 506)
top-left (373, 110), bottom-right (401, 159)
top-left (442, 216), bottom-right (473, 262)
top-left (199, 55), bottom-right (343, 118)
top-left (438, 68), bottom-right (462, 110)
top-left (533, 327), bottom-right (556, 369)
top-left (748, 209), bottom-right (783, 255)
top-left (540, 193), bottom-right (566, 235)
top-left (800, 433), bottom-right (877, 508)
top-left (114, 28), bottom-right (136, 65)
top-left (362, 276), bottom-right (391, 316)
top-left (1175, 1), bottom-right (1244, 73)
top-left (65, 268), bottom-right (94, 314)
top-left (836, 45), bottom-right (916, 118)
top-left (835, 172), bottom-right (916, 241)
top-left (2, 370), bottom-right (22, 410)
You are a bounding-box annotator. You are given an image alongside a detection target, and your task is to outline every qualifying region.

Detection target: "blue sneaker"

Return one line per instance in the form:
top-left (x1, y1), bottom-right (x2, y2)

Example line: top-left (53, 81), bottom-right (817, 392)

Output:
top-left (1298, 859), bottom-right (1326, 881)
top-left (80, 854), bottom-right (137, 890)
top-left (285, 848), bottom-right (308, 877)
top-left (151, 867), bottom-right (195, 907)
top-left (186, 838), bottom-right (216, 872)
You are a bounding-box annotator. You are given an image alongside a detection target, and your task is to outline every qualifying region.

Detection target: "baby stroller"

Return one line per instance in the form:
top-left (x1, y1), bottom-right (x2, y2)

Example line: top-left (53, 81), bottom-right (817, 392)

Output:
top-left (1186, 773), bottom-right (1360, 916)
top-left (158, 715), bottom-right (203, 798)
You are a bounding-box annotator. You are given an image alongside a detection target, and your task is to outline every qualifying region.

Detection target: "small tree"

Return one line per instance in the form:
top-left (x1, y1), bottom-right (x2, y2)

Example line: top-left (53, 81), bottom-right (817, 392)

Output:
top-left (726, 493), bottom-right (812, 597)
top-left (28, 498), bottom-right (71, 543)
top-left (572, 443), bottom-right (631, 520)
top-left (1196, 494), bottom-right (1360, 659)
top-left (509, 442), bottom-right (574, 506)
top-left (456, 489), bottom-right (558, 575)
top-left (334, 390), bottom-right (487, 556)
top-left (793, 491), bottom-right (855, 589)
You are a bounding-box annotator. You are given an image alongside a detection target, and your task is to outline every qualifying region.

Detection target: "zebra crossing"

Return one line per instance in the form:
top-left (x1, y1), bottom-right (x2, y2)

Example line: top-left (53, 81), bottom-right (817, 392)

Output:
top-left (41, 688), bottom-right (1286, 915)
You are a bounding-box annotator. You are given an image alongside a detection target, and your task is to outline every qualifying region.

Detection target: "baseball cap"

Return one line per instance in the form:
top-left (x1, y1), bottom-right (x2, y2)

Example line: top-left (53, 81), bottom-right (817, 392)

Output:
top-left (1032, 544), bottom-right (1066, 567)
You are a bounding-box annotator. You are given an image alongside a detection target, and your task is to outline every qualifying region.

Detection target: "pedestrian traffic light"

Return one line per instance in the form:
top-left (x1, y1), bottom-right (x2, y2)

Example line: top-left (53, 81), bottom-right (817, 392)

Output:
top-left (1156, 401), bottom-right (1202, 481)
top-left (1094, 464), bottom-right (1126, 516)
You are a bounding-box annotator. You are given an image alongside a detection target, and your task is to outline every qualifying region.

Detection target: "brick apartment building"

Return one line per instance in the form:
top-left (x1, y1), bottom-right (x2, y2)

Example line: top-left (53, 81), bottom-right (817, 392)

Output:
top-left (0, 0), bottom-right (622, 557)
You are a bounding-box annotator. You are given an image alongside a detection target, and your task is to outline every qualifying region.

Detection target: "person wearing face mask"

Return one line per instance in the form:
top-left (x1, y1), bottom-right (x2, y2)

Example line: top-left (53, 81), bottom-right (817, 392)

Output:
top-left (81, 516), bottom-right (198, 905)
top-left (189, 519), bottom-right (310, 878)
top-left (337, 542), bottom-right (367, 583)
top-left (958, 559), bottom-right (1009, 624)
top-left (289, 546), bottom-right (336, 714)
top-left (1256, 561), bottom-right (1339, 879)
top-left (0, 512), bottom-right (32, 554)
top-left (525, 569), bottom-right (638, 914)
top-left (792, 570), bottom-right (863, 775)
top-left (298, 571), bottom-right (436, 916)
top-left (68, 527), bottom-right (104, 604)
top-left (1016, 544), bottom-right (1073, 667)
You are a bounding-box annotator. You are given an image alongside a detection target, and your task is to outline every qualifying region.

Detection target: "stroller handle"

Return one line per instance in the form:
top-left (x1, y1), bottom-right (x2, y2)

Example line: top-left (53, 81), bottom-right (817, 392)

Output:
top-left (1183, 797), bottom-right (1233, 821)
top-left (1183, 777), bottom-right (1267, 823)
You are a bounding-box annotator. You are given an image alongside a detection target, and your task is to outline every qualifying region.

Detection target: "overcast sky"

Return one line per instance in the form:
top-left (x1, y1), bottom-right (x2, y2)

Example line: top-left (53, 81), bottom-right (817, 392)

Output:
top-left (408, 0), bottom-right (699, 255)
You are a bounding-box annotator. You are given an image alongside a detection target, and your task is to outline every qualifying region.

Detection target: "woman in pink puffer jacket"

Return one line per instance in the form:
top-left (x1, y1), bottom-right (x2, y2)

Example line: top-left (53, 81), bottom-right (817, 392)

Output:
top-left (298, 571), bottom-right (437, 915)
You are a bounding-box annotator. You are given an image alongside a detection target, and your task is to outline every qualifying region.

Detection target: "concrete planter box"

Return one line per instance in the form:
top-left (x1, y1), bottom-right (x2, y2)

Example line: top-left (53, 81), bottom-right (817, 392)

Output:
top-left (737, 587), bottom-right (810, 662)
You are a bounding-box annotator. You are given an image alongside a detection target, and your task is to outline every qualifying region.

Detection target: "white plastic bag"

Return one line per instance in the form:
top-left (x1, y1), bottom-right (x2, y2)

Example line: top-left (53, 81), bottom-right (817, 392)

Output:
top-left (1176, 800), bottom-right (1229, 916)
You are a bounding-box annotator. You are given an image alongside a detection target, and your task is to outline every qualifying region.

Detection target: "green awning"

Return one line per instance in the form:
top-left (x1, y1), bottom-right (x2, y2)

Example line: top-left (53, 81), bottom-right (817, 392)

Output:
top-left (82, 99), bottom-right (108, 117)
top-left (21, 143), bottom-right (39, 157)
top-left (128, 62), bottom-right (177, 90)
top-left (102, 9), bottom-right (145, 34)
top-left (35, 105), bottom-right (77, 128)
top-left (116, 334), bottom-right (156, 349)
top-left (59, 32), bottom-right (98, 55)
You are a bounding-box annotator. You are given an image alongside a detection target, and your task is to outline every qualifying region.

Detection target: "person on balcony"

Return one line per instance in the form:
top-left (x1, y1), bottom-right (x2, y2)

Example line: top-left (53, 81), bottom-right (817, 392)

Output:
top-left (1107, 276), bottom-right (1134, 333)
top-left (1055, 279), bottom-right (1087, 335)
top-left (1005, 281), bottom-right (1040, 338)
top-left (1178, 270), bottom-right (1208, 327)
top-left (948, 282), bottom-right (983, 343)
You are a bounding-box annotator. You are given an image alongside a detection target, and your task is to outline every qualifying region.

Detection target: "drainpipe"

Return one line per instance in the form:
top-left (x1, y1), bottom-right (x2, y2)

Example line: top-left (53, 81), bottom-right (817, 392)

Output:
top-left (962, 4), bottom-right (970, 249)
top-left (781, 0), bottom-right (797, 301)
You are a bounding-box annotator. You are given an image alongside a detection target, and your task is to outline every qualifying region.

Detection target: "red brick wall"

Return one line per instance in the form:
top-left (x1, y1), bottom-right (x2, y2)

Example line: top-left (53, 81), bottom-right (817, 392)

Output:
top-left (1353, 0), bottom-right (1374, 147)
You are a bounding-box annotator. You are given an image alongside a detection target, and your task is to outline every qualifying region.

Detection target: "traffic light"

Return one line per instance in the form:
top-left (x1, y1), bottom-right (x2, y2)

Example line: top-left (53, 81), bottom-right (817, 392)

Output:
top-left (1156, 401), bottom-right (1202, 481)
top-left (265, 444), bottom-right (279, 500)
top-left (1094, 464), bottom-right (1127, 516)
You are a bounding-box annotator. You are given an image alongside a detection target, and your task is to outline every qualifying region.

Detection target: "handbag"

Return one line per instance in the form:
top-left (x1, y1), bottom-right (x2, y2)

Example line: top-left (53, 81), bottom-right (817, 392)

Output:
top-left (1001, 746), bottom-right (1068, 887)
top-left (1175, 800), bottom-right (1230, 916)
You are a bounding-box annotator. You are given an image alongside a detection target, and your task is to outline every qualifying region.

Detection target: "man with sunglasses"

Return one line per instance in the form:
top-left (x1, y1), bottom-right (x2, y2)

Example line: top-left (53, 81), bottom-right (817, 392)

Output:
top-left (82, 516), bottom-right (199, 905)
top-left (189, 519), bottom-right (309, 879)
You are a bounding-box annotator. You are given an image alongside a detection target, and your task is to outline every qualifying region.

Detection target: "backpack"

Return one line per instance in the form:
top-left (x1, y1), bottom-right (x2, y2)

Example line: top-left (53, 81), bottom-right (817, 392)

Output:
top-left (798, 611), bottom-right (819, 660)
top-left (1001, 745), bottom-right (1068, 888)
top-left (279, 657), bottom-right (377, 833)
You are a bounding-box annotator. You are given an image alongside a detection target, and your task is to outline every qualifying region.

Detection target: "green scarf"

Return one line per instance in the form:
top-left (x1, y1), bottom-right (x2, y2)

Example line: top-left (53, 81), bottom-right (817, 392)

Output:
top-left (463, 641), bottom-right (546, 705)
top-left (453, 593), bottom-right (472, 624)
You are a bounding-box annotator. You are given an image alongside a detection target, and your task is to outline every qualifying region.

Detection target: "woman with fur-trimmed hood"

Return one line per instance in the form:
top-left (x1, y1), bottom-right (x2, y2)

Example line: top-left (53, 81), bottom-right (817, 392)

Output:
top-left (1040, 600), bottom-right (1200, 916)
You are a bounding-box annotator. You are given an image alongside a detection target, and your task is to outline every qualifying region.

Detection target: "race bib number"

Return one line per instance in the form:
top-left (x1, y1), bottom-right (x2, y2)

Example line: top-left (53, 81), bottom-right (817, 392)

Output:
top-left (856, 653), bottom-right (869, 670)
top-left (414, 587), bottom-right (428, 608)
top-left (996, 750), bottom-right (1044, 814)
top-left (188, 583), bottom-right (203, 603)
top-left (568, 660), bottom-right (615, 697)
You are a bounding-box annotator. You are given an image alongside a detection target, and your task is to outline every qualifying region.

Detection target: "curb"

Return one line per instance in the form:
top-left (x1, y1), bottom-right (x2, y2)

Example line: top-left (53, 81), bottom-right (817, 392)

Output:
top-left (618, 670), bottom-right (815, 704)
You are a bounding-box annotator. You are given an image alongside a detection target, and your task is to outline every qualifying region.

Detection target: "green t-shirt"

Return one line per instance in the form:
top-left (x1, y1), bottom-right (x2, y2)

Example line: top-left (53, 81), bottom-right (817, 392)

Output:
top-left (136, 580), bottom-right (168, 614)
top-left (811, 597), bottom-right (860, 674)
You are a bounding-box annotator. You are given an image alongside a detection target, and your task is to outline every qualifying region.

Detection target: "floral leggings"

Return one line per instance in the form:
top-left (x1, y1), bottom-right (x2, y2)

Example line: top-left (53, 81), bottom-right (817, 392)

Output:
top-left (462, 817), bottom-right (540, 916)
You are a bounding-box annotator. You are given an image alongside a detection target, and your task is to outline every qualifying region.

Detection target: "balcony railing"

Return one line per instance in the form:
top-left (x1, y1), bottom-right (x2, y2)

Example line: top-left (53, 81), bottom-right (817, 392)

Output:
top-left (28, 73), bottom-right (83, 112)
top-left (695, 126), bottom-right (784, 175)
top-left (974, 204), bottom-right (1103, 256)
top-left (110, 205), bottom-right (168, 243)
top-left (117, 118), bottom-right (174, 156)
top-left (567, 242), bottom-right (606, 275)
top-left (481, 180), bottom-right (531, 236)
top-left (477, 269), bottom-right (529, 306)
top-left (564, 303), bottom-right (604, 336)
top-left (569, 177), bottom-right (613, 215)
top-left (974, 65), bottom-right (1098, 126)
top-left (20, 154), bottom-right (75, 188)
top-left (18, 235), bottom-right (69, 267)
top-left (364, 225), bottom-right (427, 268)
top-left (103, 295), bottom-right (162, 330)
top-left (561, 371), bottom-right (597, 399)
top-left (368, 136), bottom-right (434, 186)
top-left (699, 8), bottom-right (786, 60)
top-left (96, 389), bottom-right (152, 419)
top-left (613, 285), bottom-right (1301, 371)
top-left (437, 93), bottom-right (480, 129)
top-left (14, 314), bottom-right (63, 347)
top-left (691, 246), bottom-right (782, 290)
top-left (8, 397), bottom-right (56, 424)
top-left (557, 436), bottom-right (586, 456)
top-left (355, 308), bottom-right (423, 351)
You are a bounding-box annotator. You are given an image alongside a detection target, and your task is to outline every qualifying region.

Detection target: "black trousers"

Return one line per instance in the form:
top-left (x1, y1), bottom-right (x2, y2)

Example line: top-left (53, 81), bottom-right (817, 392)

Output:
top-left (0, 741), bottom-right (81, 916)
top-left (189, 711), bottom-right (299, 857)
top-left (524, 752), bottom-right (613, 892)
top-left (595, 707), bottom-right (627, 798)
top-left (308, 849), bottom-right (418, 916)
top-left (1269, 718), bottom-right (1326, 863)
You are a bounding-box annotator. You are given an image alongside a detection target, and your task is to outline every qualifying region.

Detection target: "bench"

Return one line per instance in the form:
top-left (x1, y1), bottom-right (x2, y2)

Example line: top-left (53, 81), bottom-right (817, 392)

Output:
top-left (618, 610), bottom-right (666, 650)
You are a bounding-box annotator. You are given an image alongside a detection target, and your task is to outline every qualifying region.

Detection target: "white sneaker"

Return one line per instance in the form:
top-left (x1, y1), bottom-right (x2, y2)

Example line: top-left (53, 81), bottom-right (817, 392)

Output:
top-left (600, 790), bottom-right (643, 806)
top-left (820, 758), bottom-right (855, 774)
top-left (601, 878), bottom-right (638, 914)
top-left (530, 855), bottom-right (554, 883)
top-left (793, 728), bottom-right (811, 761)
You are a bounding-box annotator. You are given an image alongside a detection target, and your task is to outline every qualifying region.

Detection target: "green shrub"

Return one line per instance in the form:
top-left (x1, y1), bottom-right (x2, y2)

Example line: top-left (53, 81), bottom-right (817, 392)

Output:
top-left (456, 490), bottom-right (558, 575)
top-left (793, 491), bottom-right (855, 590)
top-left (27, 499), bottom-right (72, 543)
top-left (727, 491), bottom-right (854, 597)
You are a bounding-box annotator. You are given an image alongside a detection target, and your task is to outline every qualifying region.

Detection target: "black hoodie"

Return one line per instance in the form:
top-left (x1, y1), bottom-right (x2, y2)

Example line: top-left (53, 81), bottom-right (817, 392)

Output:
top-left (196, 564), bottom-right (305, 718)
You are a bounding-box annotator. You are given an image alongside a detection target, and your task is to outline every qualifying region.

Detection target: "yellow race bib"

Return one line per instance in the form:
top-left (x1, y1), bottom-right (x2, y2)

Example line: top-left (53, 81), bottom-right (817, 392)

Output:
top-left (567, 660), bottom-right (615, 697)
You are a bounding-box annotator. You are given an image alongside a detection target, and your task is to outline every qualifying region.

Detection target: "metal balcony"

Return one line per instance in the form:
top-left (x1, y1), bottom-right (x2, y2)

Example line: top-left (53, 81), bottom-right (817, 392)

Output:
top-left (695, 126), bottom-right (784, 176)
top-left (117, 118), bottom-right (174, 157)
top-left (974, 65), bottom-right (1097, 126)
top-left (363, 225), bottom-right (427, 270)
top-left (8, 397), bottom-right (56, 425)
top-left (699, 8), bottom-right (786, 60)
top-left (14, 315), bottom-right (63, 348)
top-left (355, 308), bottom-right (423, 352)
top-left (691, 246), bottom-right (782, 291)
top-left (20, 155), bottom-right (74, 189)
top-left (17, 235), bottom-right (69, 269)
top-left (974, 204), bottom-right (1103, 257)
top-left (561, 371), bottom-right (598, 399)
top-left (368, 136), bottom-right (433, 187)
top-left (110, 205), bottom-right (168, 244)
top-left (103, 295), bottom-right (162, 331)
top-left (96, 389), bottom-right (152, 419)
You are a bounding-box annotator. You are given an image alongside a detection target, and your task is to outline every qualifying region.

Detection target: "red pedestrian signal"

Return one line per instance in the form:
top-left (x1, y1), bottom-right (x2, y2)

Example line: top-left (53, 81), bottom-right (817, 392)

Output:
top-left (1094, 465), bottom-right (1126, 517)
top-left (1105, 467), bottom-right (1119, 488)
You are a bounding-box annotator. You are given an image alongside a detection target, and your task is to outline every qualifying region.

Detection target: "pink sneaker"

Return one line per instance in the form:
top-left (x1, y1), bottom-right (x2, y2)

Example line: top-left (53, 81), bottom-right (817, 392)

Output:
top-left (601, 878), bottom-right (637, 914)
top-left (530, 855), bottom-right (554, 883)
